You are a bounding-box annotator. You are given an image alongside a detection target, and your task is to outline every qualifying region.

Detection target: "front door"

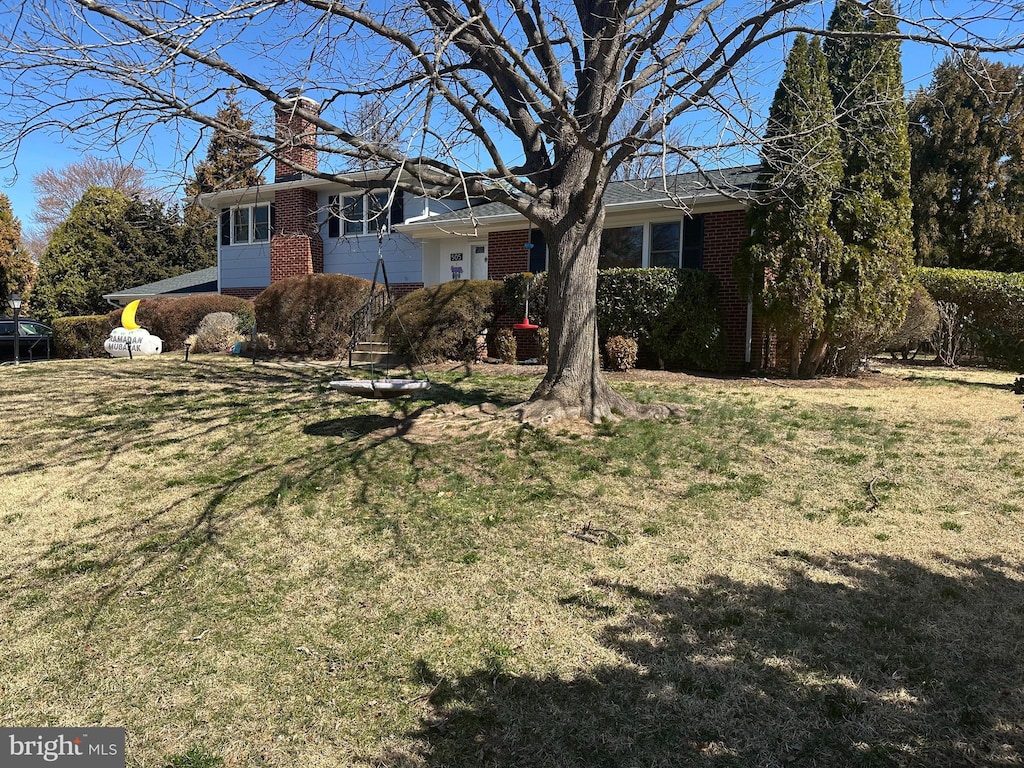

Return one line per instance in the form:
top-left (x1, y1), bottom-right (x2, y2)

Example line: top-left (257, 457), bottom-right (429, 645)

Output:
top-left (471, 243), bottom-right (488, 280)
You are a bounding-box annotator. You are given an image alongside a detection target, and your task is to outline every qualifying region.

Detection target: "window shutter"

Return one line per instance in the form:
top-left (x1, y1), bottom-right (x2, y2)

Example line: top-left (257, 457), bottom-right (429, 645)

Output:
top-left (327, 195), bottom-right (340, 238)
top-left (682, 215), bottom-right (705, 270)
top-left (270, 202), bottom-right (276, 235)
top-left (389, 192), bottom-right (405, 226)
top-left (220, 209), bottom-right (231, 246)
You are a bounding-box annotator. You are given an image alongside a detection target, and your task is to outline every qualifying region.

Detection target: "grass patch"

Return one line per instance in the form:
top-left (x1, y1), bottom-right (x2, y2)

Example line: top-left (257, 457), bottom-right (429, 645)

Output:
top-left (0, 356), bottom-right (1022, 766)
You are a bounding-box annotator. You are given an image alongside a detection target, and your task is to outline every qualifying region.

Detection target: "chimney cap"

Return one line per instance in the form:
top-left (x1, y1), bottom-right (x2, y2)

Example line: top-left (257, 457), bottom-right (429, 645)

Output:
top-left (279, 88), bottom-right (320, 112)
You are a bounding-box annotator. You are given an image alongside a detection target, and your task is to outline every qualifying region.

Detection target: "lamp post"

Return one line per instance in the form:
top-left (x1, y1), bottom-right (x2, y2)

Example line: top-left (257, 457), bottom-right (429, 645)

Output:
top-left (8, 292), bottom-right (22, 366)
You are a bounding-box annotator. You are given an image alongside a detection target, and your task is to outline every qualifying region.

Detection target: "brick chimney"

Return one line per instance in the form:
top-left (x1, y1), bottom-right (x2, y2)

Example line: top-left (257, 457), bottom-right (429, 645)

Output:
top-left (270, 89), bottom-right (324, 282)
top-left (274, 88), bottom-right (320, 181)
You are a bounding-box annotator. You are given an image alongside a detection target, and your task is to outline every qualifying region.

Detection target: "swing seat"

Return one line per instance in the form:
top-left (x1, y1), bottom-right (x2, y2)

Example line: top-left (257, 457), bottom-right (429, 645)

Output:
top-left (330, 379), bottom-right (432, 399)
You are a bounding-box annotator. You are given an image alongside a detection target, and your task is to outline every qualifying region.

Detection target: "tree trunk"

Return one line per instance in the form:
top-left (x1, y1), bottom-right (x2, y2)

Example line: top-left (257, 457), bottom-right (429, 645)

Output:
top-left (516, 191), bottom-right (678, 425)
top-left (799, 333), bottom-right (829, 378)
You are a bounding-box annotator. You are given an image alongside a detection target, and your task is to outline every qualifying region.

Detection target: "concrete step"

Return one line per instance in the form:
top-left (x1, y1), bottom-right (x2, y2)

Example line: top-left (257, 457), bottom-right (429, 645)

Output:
top-left (350, 340), bottom-right (405, 369)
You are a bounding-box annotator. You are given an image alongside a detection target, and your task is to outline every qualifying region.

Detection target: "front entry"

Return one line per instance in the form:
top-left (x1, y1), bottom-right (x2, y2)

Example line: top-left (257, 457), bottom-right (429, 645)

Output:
top-left (471, 243), bottom-right (488, 280)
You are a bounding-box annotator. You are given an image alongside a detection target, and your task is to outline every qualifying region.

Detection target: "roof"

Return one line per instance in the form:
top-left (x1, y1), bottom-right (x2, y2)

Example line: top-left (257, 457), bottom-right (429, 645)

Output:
top-left (103, 267), bottom-right (219, 304)
top-left (397, 164), bottom-right (760, 234)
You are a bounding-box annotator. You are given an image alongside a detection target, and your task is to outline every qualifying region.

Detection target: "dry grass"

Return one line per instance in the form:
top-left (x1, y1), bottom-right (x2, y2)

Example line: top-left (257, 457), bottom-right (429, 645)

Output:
top-left (1, 355), bottom-right (1022, 767)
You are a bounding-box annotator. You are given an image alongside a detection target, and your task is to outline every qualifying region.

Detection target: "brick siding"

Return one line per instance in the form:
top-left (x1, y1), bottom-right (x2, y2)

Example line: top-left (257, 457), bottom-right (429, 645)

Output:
top-left (270, 187), bottom-right (324, 282)
top-left (221, 287), bottom-right (263, 300)
top-left (487, 229), bottom-right (530, 280)
top-left (702, 209), bottom-right (762, 370)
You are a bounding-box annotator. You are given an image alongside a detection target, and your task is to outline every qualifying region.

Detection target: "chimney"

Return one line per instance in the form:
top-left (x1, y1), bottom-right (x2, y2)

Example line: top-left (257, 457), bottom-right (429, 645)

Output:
top-left (274, 88), bottom-right (320, 181)
top-left (270, 88), bottom-right (324, 282)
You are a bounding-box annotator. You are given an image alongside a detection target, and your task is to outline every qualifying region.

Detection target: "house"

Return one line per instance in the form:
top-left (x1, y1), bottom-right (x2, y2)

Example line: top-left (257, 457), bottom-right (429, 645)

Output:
top-left (396, 166), bottom-right (761, 368)
top-left (195, 92), bottom-right (763, 368)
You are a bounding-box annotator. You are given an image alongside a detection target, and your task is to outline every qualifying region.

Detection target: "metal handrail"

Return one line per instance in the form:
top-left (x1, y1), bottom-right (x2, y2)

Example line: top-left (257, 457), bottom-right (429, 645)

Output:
top-left (347, 288), bottom-right (390, 368)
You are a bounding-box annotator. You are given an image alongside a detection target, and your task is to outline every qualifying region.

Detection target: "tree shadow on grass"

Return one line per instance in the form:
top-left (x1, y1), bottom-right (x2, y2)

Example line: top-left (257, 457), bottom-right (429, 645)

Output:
top-left (387, 554), bottom-right (1024, 767)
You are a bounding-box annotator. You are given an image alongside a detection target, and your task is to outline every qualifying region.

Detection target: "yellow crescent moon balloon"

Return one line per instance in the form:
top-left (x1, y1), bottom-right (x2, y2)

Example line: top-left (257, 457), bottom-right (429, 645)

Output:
top-left (122, 300), bottom-right (141, 331)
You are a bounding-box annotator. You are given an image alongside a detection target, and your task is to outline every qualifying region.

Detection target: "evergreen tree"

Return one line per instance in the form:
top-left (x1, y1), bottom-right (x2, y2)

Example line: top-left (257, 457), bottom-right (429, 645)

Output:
top-left (184, 93), bottom-right (266, 263)
top-left (823, 0), bottom-right (915, 368)
top-left (32, 187), bottom-right (205, 321)
top-left (0, 192), bottom-right (34, 299)
top-left (187, 93), bottom-right (266, 195)
top-left (737, 35), bottom-right (844, 377)
top-left (909, 54), bottom-right (1024, 271)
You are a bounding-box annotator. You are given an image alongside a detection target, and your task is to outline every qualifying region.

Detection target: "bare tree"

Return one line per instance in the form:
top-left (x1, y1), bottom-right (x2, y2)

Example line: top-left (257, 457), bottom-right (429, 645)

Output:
top-left (31, 155), bottom-right (153, 241)
top-left (0, 1), bottom-right (1021, 421)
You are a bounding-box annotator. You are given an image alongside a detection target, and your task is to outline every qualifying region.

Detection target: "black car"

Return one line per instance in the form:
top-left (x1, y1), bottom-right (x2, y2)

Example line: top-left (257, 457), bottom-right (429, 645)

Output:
top-left (0, 317), bottom-right (54, 362)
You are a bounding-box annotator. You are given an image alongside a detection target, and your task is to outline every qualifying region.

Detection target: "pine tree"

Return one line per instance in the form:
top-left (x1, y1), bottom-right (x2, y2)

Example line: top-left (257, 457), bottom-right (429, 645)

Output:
top-left (909, 54), bottom-right (1024, 271)
top-left (32, 187), bottom-right (204, 321)
top-left (0, 193), bottom-right (34, 299)
top-left (184, 93), bottom-right (267, 262)
top-left (823, 0), bottom-right (915, 369)
top-left (737, 35), bottom-right (844, 377)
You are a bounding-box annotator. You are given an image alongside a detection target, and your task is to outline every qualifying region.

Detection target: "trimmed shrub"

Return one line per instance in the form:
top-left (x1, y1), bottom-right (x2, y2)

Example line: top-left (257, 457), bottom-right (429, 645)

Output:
top-left (604, 335), bottom-right (639, 371)
top-left (918, 268), bottom-right (1024, 368)
top-left (134, 295), bottom-right (256, 351)
top-left (504, 267), bottom-right (725, 370)
top-left (536, 326), bottom-right (550, 365)
top-left (495, 329), bottom-right (517, 364)
top-left (192, 312), bottom-right (245, 353)
top-left (255, 274), bottom-right (374, 359)
top-left (880, 282), bottom-right (940, 360)
top-left (53, 313), bottom-right (118, 358)
top-left (386, 280), bottom-right (505, 362)
top-left (647, 270), bottom-right (725, 370)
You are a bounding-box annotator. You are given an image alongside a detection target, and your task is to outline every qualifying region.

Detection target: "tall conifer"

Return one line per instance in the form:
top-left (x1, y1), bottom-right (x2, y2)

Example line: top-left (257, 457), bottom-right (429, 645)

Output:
top-left (910, 55), bottom-right (1024, 271)
top-left (737, 35), bottom-right (844, 376)
top-left (0, 193), bottom-right (34, 298)
top-left (823, 0), bottom-right (914, 365)
top-left (184, 93), bottom-right (267, 261)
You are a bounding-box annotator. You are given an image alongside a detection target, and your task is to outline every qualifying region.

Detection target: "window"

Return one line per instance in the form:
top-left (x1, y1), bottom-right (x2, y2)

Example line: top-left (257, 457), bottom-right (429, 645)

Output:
top-left (599, 225), bottom-right (643, 269)
top-left (328, 192), bottom-right (399, 237)
top-left (650, 222), bottom-right (681, 268)
top-left (597, 216), bottom-right (705, 269)
top-left (221, 203), bottom-right (273, 245)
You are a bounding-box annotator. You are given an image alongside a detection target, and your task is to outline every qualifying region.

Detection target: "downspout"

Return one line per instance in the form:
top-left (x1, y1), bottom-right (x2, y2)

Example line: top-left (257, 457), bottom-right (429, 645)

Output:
top-left (745, 293), bottom-right (753, 369)
top-left (744, 227), bottom-right (754, 370)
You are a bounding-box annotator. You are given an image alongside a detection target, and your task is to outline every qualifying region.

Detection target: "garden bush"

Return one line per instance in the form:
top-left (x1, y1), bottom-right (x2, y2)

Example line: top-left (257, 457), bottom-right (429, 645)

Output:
top-left (385, 280), bottom-right (505, 362)
top-left (536, 326), bottom-right (550, 365)
top-left (879, 282), bottom-right (940, 360)
top-left (495, 328), bottom-right (517, 364)
top-left (504, 268), bottom-right (724, 370)
top-left (134, 295), bottom-right (255, 351)
top-left (918, 268), bottom-right (1024, 368)
top-left (254, 274), bottom-right (374, 358)
top-left (191, 312), bottom-right (245, 354)
top-left (52, 313), bottom-right (119, 358)
top-left (604, 335), bottom-right (639, 371)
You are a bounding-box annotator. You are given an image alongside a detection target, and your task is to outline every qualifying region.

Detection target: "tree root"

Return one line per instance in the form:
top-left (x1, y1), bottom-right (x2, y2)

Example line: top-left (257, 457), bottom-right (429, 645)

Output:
top-left (516, 385), bottom-right (686, 425)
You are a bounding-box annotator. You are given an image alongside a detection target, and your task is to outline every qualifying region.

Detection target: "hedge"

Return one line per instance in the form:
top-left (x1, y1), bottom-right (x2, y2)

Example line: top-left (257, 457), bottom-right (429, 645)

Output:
top-left (52, 313), bottom-right (119, 358)
top-left (504, 268), bottom-right (724, 370)
top-left (917, 268), bottom-right (1024, 368)
top-left (385, 280), bottom-right (505, 362)
top-left (254, 273), bottom-right (374, 358)
top-left (134, 295), bottom-right (256, 351)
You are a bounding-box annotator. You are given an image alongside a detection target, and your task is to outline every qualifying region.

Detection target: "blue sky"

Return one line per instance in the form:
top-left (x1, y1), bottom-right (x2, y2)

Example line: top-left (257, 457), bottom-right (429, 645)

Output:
top-left (0, 8), bottom-right (992, 238)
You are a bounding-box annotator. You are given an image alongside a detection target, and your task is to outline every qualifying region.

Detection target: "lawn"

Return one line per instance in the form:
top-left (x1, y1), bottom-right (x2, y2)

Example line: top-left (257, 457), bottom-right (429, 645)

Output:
top-left (1, 356), bottom-right (1022, 767)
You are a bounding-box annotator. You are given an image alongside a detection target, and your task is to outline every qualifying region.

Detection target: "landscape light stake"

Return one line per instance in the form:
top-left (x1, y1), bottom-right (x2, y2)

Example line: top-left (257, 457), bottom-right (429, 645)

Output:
top-left (183, 342), bottom-right (191, 362)
top-left (8, 292), bottom-right (22, 366)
